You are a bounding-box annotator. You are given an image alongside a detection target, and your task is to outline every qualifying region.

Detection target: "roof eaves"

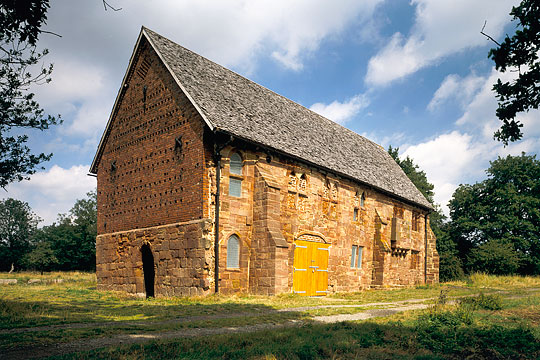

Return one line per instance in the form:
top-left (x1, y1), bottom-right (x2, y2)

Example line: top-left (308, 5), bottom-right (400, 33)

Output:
top-left (142, 28), bottom-right (215, 133)
top-left (216, 129), bottom-right (434, 211)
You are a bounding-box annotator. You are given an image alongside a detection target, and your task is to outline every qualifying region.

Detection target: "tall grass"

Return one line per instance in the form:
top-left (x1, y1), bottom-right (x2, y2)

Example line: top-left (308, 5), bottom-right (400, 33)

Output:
top-left (447, 272), bottom-right (540, 289)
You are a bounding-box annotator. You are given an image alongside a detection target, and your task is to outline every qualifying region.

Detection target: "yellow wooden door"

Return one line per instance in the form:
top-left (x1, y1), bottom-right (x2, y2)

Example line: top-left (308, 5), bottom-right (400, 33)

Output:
top-left (293, 240), bottom-right (330, 296)
top-left (313, 243), bottom-right (330, 296)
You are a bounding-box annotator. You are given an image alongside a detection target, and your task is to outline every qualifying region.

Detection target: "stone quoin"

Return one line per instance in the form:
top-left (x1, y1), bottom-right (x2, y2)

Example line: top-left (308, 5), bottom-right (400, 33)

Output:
top-left (90, 27), bottom-right (439, 298)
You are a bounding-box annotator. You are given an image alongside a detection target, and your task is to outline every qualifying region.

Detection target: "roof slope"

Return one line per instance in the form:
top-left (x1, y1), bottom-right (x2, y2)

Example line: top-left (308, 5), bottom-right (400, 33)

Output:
top-left (93, 27), bottom-right (432, 210)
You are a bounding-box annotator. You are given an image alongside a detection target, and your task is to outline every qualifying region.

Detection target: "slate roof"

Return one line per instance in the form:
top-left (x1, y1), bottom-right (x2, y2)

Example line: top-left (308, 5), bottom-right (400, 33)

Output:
top-left (91, 27), bottom-right (432, 210)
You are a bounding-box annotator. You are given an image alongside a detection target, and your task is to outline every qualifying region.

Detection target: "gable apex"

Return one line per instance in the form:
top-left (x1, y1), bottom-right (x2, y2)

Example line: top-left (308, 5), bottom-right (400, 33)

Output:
top-left (89, 26), bottom-right (214, 175)
top-left (90, 27), bottom-right (433, 210)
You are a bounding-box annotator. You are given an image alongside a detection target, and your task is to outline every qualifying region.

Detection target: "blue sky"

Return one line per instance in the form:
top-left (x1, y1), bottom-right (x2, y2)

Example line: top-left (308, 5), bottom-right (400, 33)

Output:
top-left (5, 0), bottom-right (539, 225)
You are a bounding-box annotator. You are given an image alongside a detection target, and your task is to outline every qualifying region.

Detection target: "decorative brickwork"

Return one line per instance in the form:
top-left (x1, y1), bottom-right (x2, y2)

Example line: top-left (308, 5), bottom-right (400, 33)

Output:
top-left (96, 38), bottom-right (210, 235)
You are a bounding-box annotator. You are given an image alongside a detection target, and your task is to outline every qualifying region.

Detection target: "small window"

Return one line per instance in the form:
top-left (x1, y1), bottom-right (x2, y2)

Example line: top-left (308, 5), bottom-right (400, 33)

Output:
top-left (227, 235), bottom-right (240, 268)
top-left (412, 211), bottom-right (420, 232)
top-left (229, 178), bottom-right (242, 197)
top-left (351, 245), bottom-right (363, 268)
top-left (353, 208), bottom-right (359, 221)
top-left (410, 251), bottom-right (419, 269)
top-left (230, 153), bottom-right (242, 175)
top-left (360, 192), bottom-right (365, 207)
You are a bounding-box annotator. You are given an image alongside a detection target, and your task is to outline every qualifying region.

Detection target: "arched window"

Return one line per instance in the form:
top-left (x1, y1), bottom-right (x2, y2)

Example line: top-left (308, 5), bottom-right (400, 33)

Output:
top-left (229, 153), bottom-right (243, 197)
top-left (227, 235), bottom-right (240, 268)
top-left (230, 153), bottom-right (242, 175)
top-left (360, 192), bottom-right (366, 207)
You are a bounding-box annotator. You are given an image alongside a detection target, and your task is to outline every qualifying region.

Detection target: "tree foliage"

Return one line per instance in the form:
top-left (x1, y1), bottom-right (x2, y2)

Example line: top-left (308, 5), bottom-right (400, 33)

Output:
top-left (32, 190), bottom-right (97, 271)
top-left (449, 153), bottom-right (540, 274)
top-left (388, 145), bottom-right (434, 204)
top-left (0, 198), bottom-right (40, 271)
top-left (23, 240), bottom-right (57, 273)
top-left (0, 0), bottom-right (60, 188)
top-left (488, 0), bottom-right (540, 144)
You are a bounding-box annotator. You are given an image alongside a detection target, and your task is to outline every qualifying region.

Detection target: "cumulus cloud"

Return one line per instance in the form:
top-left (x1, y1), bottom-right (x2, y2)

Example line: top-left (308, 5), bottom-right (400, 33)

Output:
top-left (401, 67), bottom-right (540, 215)
top-left (427, 73), bottom-right (484, 112)
top-left (107, 0), bottom-right (384, 72)
top-left (310, 94), bottom-right (369, 124)
top-left (365, 0), bottom-right (517, 86)
top-left (4, 165), bottom-right (96, 226)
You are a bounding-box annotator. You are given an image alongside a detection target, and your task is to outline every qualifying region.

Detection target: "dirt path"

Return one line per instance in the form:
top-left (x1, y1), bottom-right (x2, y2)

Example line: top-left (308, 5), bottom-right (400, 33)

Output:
top-left (3, 289), bottom-right (538, 360)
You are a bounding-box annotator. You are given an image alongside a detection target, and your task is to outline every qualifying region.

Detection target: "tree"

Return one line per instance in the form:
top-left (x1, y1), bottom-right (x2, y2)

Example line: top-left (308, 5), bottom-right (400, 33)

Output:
top-left (32, 190), bottom-right (97, 270)
top-left (0, 198), bottom-right (40, 271)
top-left (487, 0), bottom-right (540, 144)
top-left (0, 0), bottom-right (60, 189)
top-left (23, 240), bottom-right (57, 274)
top-left (448, 153), bottom-right (540, 274)
top-left (388, 146), bottom-right (434, 204)
top-left (466, 239), bottom-right (520, 275)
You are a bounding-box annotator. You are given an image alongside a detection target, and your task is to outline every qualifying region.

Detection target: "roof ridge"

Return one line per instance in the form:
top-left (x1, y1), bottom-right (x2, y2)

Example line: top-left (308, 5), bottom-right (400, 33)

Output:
top-left (95, 27), bottom-right (432, 210)
top-left (143, 28), bottom-right (386, 150)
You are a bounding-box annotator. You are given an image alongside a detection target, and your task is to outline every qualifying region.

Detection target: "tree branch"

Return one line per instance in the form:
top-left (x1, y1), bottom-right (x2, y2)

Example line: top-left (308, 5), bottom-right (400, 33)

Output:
top-left (103, 1), bottom-right (122, 11)
top-left (480, 20), bottom-right (501, 47)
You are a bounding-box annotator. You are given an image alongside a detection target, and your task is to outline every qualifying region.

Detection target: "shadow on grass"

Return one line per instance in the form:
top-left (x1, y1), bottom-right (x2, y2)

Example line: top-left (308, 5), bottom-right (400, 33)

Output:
top-left (0, 295), bottom-right (281, 330)
top-left (65, 318), bottom-right (540, 360)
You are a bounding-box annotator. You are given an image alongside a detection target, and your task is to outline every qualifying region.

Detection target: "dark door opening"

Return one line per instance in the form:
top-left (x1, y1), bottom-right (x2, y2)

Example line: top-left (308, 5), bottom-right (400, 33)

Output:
top-left (141, 244), bottom-right (155, 298)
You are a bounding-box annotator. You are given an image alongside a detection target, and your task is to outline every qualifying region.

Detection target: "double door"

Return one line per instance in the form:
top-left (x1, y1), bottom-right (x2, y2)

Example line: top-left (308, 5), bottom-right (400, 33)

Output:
top-left (293, 240), bottom-right (330, 296)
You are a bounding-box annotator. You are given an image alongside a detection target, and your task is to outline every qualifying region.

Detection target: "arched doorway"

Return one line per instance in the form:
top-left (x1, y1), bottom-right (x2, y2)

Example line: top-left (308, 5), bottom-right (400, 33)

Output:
top-left (140, 244), bottom-right (155, 298)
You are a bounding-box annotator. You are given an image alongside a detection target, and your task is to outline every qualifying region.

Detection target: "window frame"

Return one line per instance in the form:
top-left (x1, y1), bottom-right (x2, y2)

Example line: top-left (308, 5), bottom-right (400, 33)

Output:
top-left (351, 245), bottom-right (363, 268)
top-left (229, 152), bottom-right (243, 197)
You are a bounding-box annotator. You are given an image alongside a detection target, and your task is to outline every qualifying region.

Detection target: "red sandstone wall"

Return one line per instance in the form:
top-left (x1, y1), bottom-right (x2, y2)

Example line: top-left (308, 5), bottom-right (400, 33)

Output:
top-left (96, 38), bottom-right (208, 235)
top-left (209, 145), bottom-right (438, 295)
top-left (96, 219), bottom-right (213, 297)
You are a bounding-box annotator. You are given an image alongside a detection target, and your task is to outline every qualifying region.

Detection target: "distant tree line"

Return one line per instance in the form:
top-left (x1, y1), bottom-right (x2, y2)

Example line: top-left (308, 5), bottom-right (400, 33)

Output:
top-left (389, 148), bottom-right (540, 281)
top-left (0, 190), bottom-right (96, 273)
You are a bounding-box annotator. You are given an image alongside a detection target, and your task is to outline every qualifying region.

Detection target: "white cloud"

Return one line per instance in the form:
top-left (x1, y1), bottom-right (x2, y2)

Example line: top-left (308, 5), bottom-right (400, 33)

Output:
top-left (365, 0), bottom-right (517, 86)
top-left (310, 94), bottom-right (369, 124)
top-left (31, 58), bottom-right (116, 139)
top-left (4, 165), bottom-right (96, 226)
top-left (121, 0), bottom-right (383, 71)
top-left (401, 67), bottom-right (540, 215)
top-left (402, 131), bottom-right (483, 213)
top-left (428, 73), bottom-right (484, 112)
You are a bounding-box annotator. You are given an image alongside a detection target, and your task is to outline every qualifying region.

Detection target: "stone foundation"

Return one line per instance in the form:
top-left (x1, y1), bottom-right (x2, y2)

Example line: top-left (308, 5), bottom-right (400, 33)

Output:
top-left (96, 219), bottom-right (214, 297)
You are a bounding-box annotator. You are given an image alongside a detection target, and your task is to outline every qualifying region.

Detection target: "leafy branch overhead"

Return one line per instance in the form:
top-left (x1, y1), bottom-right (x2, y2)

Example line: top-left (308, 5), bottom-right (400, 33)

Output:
top-left (486, 0), bottom-right (540, 145)
top-left (0, 0), bottom-right (61, 188)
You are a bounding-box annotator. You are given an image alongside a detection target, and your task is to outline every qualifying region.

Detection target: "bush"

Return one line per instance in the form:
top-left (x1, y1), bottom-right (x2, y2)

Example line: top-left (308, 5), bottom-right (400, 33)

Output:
top-left (460, 293), bottom-right (503, 311)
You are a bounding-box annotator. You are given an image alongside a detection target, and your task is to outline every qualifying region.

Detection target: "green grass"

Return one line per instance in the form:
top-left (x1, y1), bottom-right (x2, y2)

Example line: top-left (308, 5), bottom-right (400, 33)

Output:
top-left (1, 272), bottom-right (540, 359)
top-left (59, 292), bottom-right (540, 360)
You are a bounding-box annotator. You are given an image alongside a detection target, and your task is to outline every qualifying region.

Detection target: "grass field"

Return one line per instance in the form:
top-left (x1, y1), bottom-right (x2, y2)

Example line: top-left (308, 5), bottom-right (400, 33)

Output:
top-left (1, 272), bottom-right (539, 359)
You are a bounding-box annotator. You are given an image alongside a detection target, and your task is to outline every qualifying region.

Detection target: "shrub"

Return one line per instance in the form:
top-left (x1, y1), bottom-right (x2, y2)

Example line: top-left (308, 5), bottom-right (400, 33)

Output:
top-left (460, 293), bottom-right (503, 311)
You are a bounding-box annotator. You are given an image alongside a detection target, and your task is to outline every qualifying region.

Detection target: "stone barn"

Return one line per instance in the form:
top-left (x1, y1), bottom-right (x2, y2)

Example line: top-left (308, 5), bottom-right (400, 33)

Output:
top-left (90, 27), bottom-right (439, 297)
